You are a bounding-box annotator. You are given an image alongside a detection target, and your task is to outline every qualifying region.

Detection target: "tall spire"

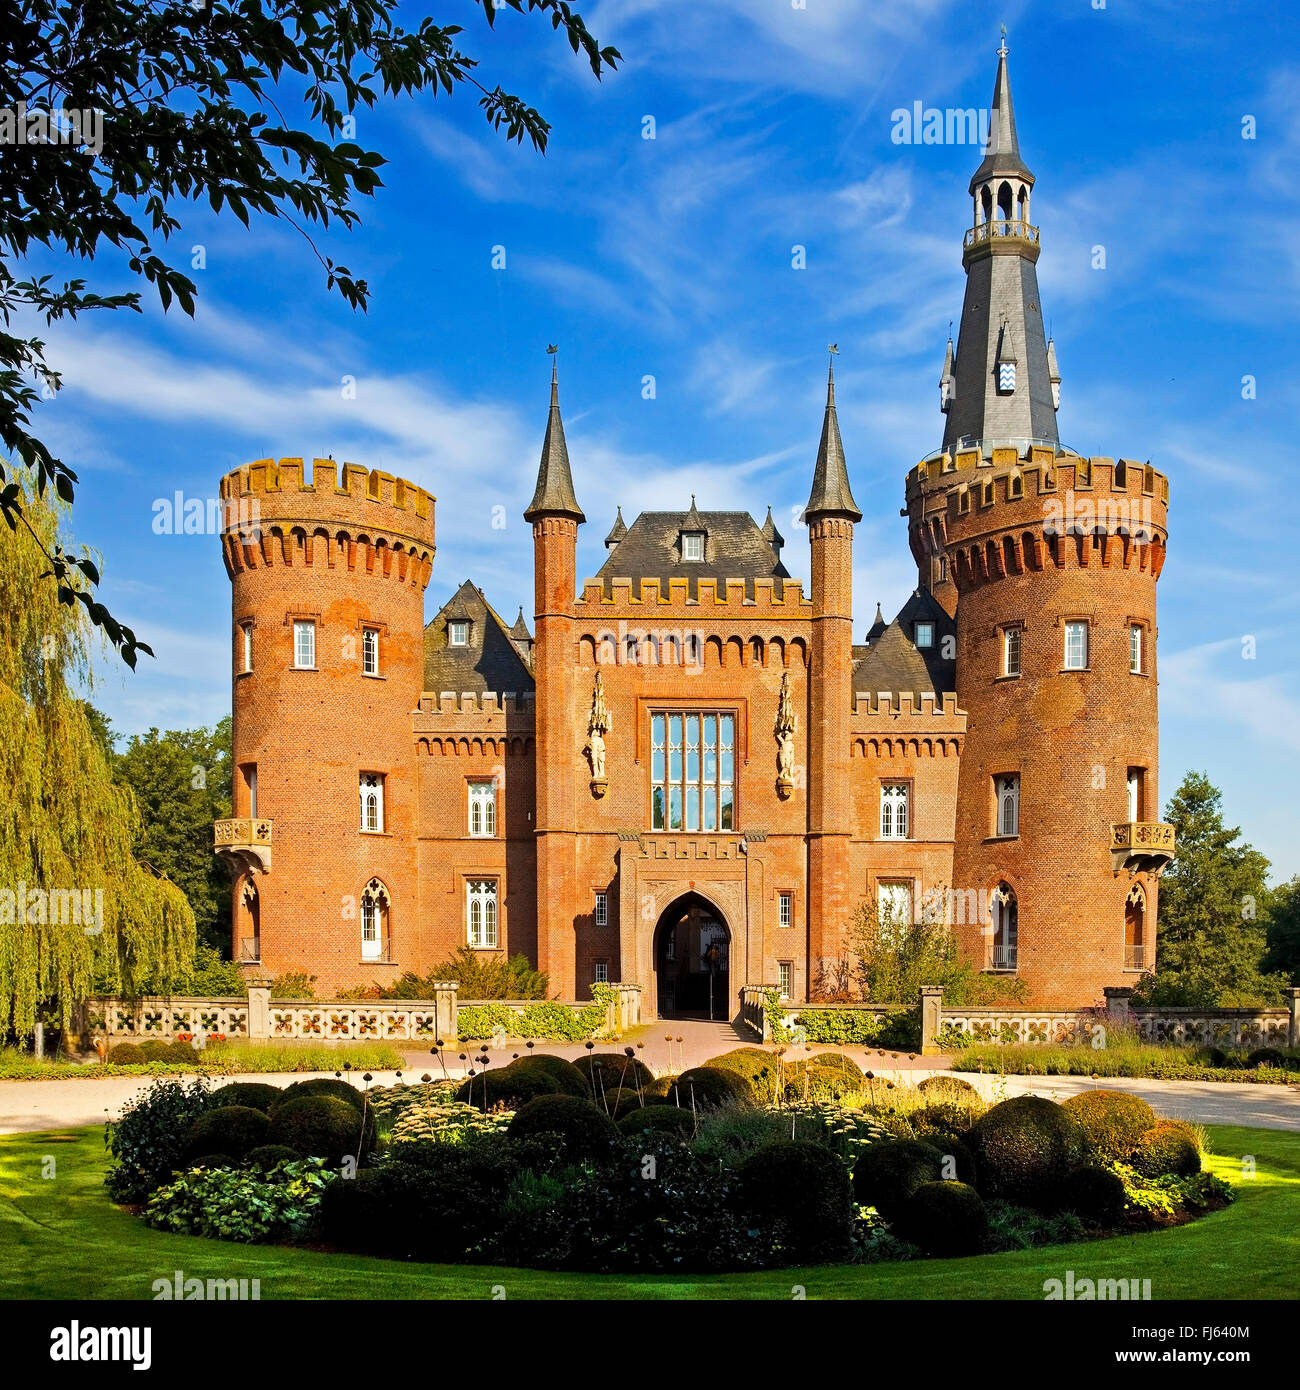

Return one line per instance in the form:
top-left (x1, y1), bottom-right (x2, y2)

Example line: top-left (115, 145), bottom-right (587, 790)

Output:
top-left (941, 39), bottom-right (1058, 453)
top-left (805, 356), bottom-right (861, 522)
top-left (524, 355), bottom-right (585, 523)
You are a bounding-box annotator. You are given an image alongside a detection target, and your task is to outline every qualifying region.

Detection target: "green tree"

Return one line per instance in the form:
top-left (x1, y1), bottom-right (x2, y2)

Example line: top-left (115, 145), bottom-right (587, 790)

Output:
top-left (1133, 771), bottom-right (1285, 1008)
top-left (1, 0), bottom-right (618, 662)
top-left (1263, 875), bottom-right (1300, 984)
top-left (0, 472), bottom-right (194, 1035)
top-left (113, 718), bottom-right (233, 954)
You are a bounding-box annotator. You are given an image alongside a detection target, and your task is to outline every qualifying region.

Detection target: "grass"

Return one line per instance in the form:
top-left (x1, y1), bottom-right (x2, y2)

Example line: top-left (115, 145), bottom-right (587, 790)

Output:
top-left (1, 1124), bottom-right (1295, 1299)
top-left (949, 1040), bottom-right (1299, 1086)
top-left (0, 1041), bottom-right (405, 1080)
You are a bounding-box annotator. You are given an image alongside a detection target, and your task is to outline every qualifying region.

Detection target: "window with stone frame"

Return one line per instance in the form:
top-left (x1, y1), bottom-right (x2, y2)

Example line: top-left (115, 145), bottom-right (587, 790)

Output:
top-left (466, 879), bottom-right (498, 949)
top-left (650, 712), bottom-right (735, 832)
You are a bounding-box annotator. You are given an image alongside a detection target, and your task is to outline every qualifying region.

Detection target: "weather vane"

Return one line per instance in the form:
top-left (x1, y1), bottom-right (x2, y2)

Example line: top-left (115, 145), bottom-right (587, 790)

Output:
top-left (828, 343), bottom-right (839, 355)
top-left (998, 23), bottom-right (1008, 57)
top-left (546, 343), bottom-right (558, 355)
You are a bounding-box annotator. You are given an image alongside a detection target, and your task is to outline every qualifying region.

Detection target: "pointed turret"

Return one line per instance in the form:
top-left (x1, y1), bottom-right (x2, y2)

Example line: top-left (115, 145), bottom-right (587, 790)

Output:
top-left (760, 505), bottom-right (785, 558)
top-left (939, 337), bottom-right (956, 413)
top-left (805, 360), bottom-right (861, 522)
top-left (509, 606), bottom-right (531, 642)
top-left (524, 360), bottom-right (585, 523)
top-left (604, 505), bottom-right (627, 549)
top-left (1047, 336), bottom-right (1062, 411)
top-left (865, 602), bottom-right (887, 645)
top-left (941, 38), bottom-right (1058, 453)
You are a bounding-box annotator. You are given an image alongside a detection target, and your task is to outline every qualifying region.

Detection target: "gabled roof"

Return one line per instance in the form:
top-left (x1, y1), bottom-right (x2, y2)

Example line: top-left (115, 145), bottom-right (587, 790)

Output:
top-left (593, 507), bottom-right (790, 598)
top-left (424, 580), bottom-right (534, 695)
top-left (853, 588), bottom-right (956, 700)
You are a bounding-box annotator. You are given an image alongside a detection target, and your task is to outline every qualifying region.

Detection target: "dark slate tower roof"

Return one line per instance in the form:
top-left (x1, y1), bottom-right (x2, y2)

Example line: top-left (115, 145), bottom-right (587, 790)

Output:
top-left (852, 588), bottom-right (956, 701)
top-left (594, 507), bottom-right (789, 598)
top-left (604, 505), bottom-right (627, 548)
top-left (941, 41), bottom-right (1060, 454)
top-left (760, 505), bottom-right (785, 556)
top-left (424, 580), bottom-right (535, 694)
top-left (523, 360), bottom-right (585, 523)
top-left (805, 359), bottom-right (861, 521)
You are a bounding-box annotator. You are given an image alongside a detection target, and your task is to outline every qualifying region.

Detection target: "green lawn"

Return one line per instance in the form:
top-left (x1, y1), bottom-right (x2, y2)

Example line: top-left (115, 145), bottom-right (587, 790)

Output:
top-left (1, 1125), bottom-right (1296, 1300)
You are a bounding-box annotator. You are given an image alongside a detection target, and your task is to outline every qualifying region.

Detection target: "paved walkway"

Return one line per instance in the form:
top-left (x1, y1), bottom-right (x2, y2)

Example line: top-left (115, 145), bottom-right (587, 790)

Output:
top-left (3, 1019), bottom-right (1297, 1134)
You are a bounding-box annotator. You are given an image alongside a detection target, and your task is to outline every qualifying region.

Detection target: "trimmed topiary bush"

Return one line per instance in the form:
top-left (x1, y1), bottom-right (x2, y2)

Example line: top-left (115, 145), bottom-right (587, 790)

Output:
top-left (852, 1139), bottom-right (945, 1220)
top-left (704, 1048), bottom-right (782, 1098)
top-left (271, 1078), bottom-right (365, 1113)
top-left (270, 1095), bottom-right (372, 1161)
top-left (572, 1052), bottom-right (655, 1093)
top-left (912, 1099), bottom-right (985, 1141)
top-left (1131, 1120), bottom-right (1201, 1178)
top-left (1247, 1047), bottom-right (1286, 1069)
top-left (617, 1105), bottom-right (694, 1139)
top-left (602, 1087), bottom-right (650, 1121)
top-left (106, 1043), bottom-right (142, 1065)
top-left (506, 1095), bottom-right (619, 1162)
top-left (246, 1144), bottom-right (299, 1171)
top-left (1061, 1090), bottom-right (1156, 1161)
top-left (137, 1040), bottom-right (173, 1062)
top-left (740, 1140), bottom-right (853, 1264)
top-left (209, 1082), bottom-right (282, 1114)
top-left (917, 1074), bottom-right (979, 1101)
top-left (455, 1063), bottom-right (562, 1112)
top-left (968, 1096), bottom-right (1091, 1207)
top-left (1061, 1165), bottom-right (1127, 1222)
top-left (808, 1051), bottom-right (865, 1081)
top-left (183, 1105), bottom-right (269, 1163)
top-left (505, 1053), bottom-right (589, 1097)
top-left (897, 1181), bottom-right (988, 1256)
top-left (674, 1066), bottom-right (754, 1110)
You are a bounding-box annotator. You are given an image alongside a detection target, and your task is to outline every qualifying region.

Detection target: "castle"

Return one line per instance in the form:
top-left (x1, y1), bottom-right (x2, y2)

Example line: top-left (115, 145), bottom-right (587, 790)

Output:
top-left (214, 47), bottom-right (1174, 1013)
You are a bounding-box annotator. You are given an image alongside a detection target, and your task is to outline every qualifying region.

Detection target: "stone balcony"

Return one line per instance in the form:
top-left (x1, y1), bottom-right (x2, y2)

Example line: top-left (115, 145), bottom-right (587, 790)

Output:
top-left (1110, 821), bottom-right (1176, 875)
top-left (213, 818), bottom-right (273, 874)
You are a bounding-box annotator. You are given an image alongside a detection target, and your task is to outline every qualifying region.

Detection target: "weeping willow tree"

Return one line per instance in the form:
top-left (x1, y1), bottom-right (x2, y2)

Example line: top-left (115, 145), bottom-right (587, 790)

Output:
top-left (0, 473), bottom-right (194, 1036)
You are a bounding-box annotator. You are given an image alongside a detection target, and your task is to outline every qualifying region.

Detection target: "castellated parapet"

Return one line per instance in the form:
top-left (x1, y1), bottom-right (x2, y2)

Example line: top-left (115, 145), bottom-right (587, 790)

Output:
top-left (578, 576), bottom-right (810, 611)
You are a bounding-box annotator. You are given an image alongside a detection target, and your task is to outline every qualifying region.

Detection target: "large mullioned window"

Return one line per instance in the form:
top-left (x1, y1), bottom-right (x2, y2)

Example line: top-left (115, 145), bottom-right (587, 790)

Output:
top-left (650, 712), bottom-right (734, 832)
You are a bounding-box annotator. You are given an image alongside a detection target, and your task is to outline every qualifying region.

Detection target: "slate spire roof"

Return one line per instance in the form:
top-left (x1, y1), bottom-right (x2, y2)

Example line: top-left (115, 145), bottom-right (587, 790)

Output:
top-left (604, 505), bottom-right (627, 549)
top-left (760, 505), bottom-right (785, 556)
top-left (805, 358), bottom-right (861, 522)
top-left (524, 360), bottom-right (585, 523)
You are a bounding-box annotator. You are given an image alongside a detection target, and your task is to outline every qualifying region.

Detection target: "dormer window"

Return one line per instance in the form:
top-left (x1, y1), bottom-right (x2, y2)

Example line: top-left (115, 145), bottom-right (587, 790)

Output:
top-left (682, 532), bottom-right (705, 562)
top-left (914, 621), bottom-right (935, 649)
top-left (449, 620), bottom-right (470, 647)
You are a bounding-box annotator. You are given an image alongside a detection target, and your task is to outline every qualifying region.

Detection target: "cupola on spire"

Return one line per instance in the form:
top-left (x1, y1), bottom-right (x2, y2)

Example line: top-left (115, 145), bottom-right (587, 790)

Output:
top-left (805, 355), bottom-right (861, 522)
top-left (524, 353), bottom-right (585, 523)
top-left (941, 37), bottom-right (1059, 454)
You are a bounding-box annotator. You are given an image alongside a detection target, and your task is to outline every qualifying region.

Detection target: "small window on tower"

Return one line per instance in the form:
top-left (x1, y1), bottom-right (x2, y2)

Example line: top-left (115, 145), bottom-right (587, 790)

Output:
top-left (360, 773), bottom-right (385, 833)
top-left (240, 622), bottom-right (254, 673)
top-left (293, 620), bottom-right (316, 669)
top-left (594, 891), bottom-right (608, 927)
top-left (914, 621), bottom-right (935, 649)
top-left (1129, 624), bottom-right (1143, 674)
top-left (938, 556), bottom-right (949, 583)
top-left (682, 532), bottom-right (705, 562)
top-left (362, 627), bottom-right (379, 675)
top-left (1064, 621), bottom-right (1089, 670)
top-left (778, 892), bottom-right (792, 928)
top-left (1003, 626), bottom-right (1022, 678)
top-left (778, 961), bottom-right (792, 1000)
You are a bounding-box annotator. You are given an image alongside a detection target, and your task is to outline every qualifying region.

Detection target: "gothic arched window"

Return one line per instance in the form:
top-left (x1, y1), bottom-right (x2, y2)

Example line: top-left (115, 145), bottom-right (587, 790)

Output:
top-left (360, 878), bottom-right (390, 961)
top-left (990, 882), bottom-right (1018, 971)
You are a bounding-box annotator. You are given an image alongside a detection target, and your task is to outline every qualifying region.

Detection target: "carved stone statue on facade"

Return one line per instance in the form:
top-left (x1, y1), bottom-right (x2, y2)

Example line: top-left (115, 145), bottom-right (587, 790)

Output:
top-left (584, 671), bottom-right (611, 796)
top-left (775, 670), bottom-right (796, 798)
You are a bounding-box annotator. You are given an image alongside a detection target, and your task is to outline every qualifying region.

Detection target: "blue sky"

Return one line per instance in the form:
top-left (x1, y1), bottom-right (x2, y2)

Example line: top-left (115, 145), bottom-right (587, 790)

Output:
top-left (36, 0), bottom-right (1300, 878)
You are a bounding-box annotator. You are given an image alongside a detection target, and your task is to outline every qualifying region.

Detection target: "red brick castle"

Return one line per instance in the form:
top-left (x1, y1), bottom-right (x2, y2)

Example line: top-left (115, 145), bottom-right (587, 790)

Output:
top-left (215, 48), bottom-right (1174, 1012)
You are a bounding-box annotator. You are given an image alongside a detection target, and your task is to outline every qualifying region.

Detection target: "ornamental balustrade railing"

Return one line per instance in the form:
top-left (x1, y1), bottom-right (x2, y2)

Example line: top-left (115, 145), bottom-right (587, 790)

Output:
top-left (964, 218), bottom-right (1040, 248)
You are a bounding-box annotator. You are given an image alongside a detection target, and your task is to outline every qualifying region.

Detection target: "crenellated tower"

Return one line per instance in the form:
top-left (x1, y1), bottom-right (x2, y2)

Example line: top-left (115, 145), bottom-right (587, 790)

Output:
top-left (907, 43), bottom-right (1174, 1006)
top-left (525, 359), bottom-right (585, 988)
top-left (805, 357), bottom-right (860, 979)
top-left (217, 458), bottom-right (435, 985)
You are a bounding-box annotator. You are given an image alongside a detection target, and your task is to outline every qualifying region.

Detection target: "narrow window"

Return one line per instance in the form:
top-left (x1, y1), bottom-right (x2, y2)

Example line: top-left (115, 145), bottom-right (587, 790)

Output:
top-left (362, 627), bottom-right (379, 675)
top-left (938, 556), bottom-right (949, 583)
top-left (1064, 621), bottom-right (1089, 670)
top-left (777, 961), bottom-right (792, 999)
top-left (467, 880), bottom-right (499, 949)
top-left (876, 882), bottom-right (913, 941)
top-left (468, 780), bottom-right (496, 837)
top-left (360, 879), bottom-right (389, 961)
top-left (241, 622), bottom-right (254, 673)
top-left (990, 883), bottom-right (1018, 970)
top-left (1003, 626), bottom-right (1021, 677)
top-left (246, 765), bottom-right (258, 820)
top-left (594, 891), bottom-right (608, 927)
top-left (360, 773), bottom-right (385, 833)
top-left (914, 621), bottom-right (935, 649)
top-left (778, 892), bottom-right (792, 928)
top-left (449, 620), bottom-right (469, 647)
top-left (293, 620), bottom-right (315, 669)
top-left (594, 960), bottom-right (609, 984)
top-left (880, 783), bottom-right (909, 839)
top-left (1125, 883), bottom-right (1146, 970)
top-left (1127, 768), bottom-right (1143, 823)
top-left (1129, 624), bottom-right (1143, 674)
top-left (996, 773), bottom-right (1020, 837)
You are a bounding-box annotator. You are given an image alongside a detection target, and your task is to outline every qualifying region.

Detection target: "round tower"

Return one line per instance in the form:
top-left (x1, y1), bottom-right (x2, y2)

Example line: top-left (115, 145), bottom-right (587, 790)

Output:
top-left (906, 447), bottom-right (1172, 1005)
top-left (216, 457), bottom-right (436, 989)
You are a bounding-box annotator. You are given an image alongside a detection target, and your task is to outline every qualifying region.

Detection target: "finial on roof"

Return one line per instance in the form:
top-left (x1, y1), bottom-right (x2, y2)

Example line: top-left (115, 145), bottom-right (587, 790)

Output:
top-left (524, 349), bottom-right (585, 524)
top-left (805, 355), bottom-right (861, 523)
top-left (998, 24), bottom-right (1008, 58)
top-left (604, 505), bottom-right (628, 549)
top-left (684, 493), bottom-right (704, 530)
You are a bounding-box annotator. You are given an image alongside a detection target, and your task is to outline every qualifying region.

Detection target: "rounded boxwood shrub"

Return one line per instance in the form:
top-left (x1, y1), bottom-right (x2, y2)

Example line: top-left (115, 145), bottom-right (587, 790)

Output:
top-left (897, 1181), bottom-right (989, 1256)
top-left (137, 1040), bottom-right (173, 1062)
top-left (1196, 1045), bottom-right (1229, 1068)
top-left (506, 1095), bottom-right (619, 1162)
top-left (603, 1086), bottom-right (651, 1121)
top-left (209, 1082), bottom-right (281, 1114)
top-left (106, 1042), bottom-right (142, 1065)
top-left (674, 1065), bottom-right (753, 1110)
top-left (740, 1140), bottom-right (853, 1264)
top-left (808, 1051), bottom-right (864, 1081)
top-left (246, 1144), bottom-right (299, 1171)
top-left (704, 1048), bottom-right (781, 1097)
top-left (1131, 1120), bottom-right (1201, 1178)
top-left (913, 1099), bottom-right (984, 1141)
top-left (917, 1074), bottom-right (979, 1101)
top-left (781, 1060), bottom-right (858, 1103)
top-left (968, 1096), bottom-right (1090, 1207)
top-left (1247, 1047), bottom-right (1286, 1069)
top-left (507, 1053), bottom-right (590, 1096)
top-left (1061, 1165), bottom-right (1127, 1223)
top-left (270, 1095), bottom-right (372, 1160)
top-left (572, 1052), bottom-right (655, 1092)
top-left (455, 1064), bottom-right (562, 1112)
top-left (616, 1105), bottom-right (693, 1139)
top-left (272, 1078), bottom-right (365, 1113)
top-left (183, 1104), bottom-right (269, 1163)
top-left (852, 1139), bottom-right (945, 1220)
top-left (1060, 1090), bottom-right (1156, 1161)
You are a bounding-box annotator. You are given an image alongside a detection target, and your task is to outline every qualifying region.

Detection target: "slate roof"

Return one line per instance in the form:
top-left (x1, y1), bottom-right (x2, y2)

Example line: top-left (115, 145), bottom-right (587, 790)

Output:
top-left (424, 580), bottom-right (535, 695)
top-left (805, 362), bottom-right (861, 521)
top-left (853, 588), bottom-right (956, 700)
top-left (523, 364), bottom-right (584, 523)
top-left (595, 506), bottom-right (790, 598)
top-left (968, 45), bottom-right (1034, 190)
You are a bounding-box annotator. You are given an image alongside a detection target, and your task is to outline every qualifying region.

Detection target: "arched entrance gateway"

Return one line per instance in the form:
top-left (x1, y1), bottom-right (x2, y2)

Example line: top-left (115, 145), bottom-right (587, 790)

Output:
top-left (653, 894), bottom-right (730, 1021)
